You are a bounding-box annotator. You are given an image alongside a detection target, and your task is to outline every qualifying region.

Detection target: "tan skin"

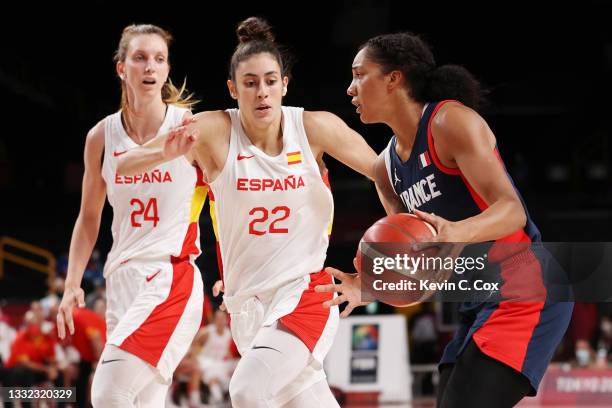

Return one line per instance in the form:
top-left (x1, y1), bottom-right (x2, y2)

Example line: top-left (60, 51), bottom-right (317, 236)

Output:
top-left (56, 33), bottom-right (192, 339)
top-left (315, 47), bottom-right (527, 316)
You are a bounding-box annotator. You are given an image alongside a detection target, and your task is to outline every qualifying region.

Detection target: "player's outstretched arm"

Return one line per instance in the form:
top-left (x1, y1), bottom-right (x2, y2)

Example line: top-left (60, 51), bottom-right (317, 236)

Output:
top-left (303, 111), bottom-right (377, 180)
top-left (116, 116), bottom-right (199, 176)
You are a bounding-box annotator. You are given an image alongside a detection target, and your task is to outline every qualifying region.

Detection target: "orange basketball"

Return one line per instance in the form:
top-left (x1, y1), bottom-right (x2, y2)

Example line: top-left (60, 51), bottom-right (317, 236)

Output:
top-left (356, 213), bottom-right (447, 307)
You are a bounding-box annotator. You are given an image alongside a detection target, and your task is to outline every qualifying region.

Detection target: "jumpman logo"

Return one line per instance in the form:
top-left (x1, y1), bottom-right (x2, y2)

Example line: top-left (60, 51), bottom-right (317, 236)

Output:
top-left (394, 168), bottom-right (401, 186)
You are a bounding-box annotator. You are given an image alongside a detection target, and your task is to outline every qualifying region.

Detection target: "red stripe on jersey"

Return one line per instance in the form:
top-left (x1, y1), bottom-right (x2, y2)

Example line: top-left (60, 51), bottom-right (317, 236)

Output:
top-left (280, 270), bottom-right (333, 352)
top-left (119, 258), bottom-right (195, 366)
top-left (427, 100), bottom-right (462, 175)
top-left (195, 166), bottom-right (207, 187)
top-left (321, 171), bottom-right (331, 189)
top-left (176, 222), bottom-right (200, 259)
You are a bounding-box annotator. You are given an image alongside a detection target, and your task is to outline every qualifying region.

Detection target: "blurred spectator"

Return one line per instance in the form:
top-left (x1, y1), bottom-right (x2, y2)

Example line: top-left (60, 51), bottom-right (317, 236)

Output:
top-left (28, 301), bottom-right (44, 323)
top-left (40, 276), bottom-right (65, 318)
top-left (67, 304), bottom-right (106, 408)
top-left (173, 347), bottom-right (204, 408)
top-left (92, 297), bottom-right (106, 319)
top-left (0, 307), bottom-right (16, 364)
top-left (574, 339), bottom-right (595, 368)
top-left (194, 309), bottom-right (235, 404)
top-left (4, 311), bottom-right (61, 390)
top-left (85, 280), bottom-right (106, 310)
top-left (82, 248), bottom-right (104, 291)
top-left (596, 315), bottom-right (612, 368)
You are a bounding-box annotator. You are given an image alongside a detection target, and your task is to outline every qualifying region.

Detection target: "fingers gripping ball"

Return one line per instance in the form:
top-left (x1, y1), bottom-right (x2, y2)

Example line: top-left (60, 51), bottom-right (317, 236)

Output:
top-left (357, 213), bottom-right (448, 307)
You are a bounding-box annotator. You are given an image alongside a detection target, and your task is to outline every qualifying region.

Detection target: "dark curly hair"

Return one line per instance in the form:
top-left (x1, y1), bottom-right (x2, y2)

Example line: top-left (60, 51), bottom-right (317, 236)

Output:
top-left (360, 33), bottom-right (484, 110)
top-left (229, 17), bottom-right (291, 81)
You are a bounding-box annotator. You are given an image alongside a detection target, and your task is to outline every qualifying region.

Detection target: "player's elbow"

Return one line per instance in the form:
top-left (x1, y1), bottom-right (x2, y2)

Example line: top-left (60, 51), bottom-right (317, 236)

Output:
top-left (509, 198), bottom-right (527, 231)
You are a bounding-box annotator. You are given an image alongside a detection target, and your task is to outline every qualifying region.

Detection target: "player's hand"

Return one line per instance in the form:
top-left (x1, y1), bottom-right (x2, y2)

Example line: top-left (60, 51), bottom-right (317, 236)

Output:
top-left (212, 280), bottom-right (227, 312)
top-left (315, 259), bottom-right (370, 318)
top-left (56, 286), bottom-right (85, 339)
top-left (212, 280), bottom-right (224, 297)
top-left (180, 113), bottom-right (198, 127)
top-left (163, 125), bottom-right (198, 160)
top-left (411, 209), bottom-right (466, 260)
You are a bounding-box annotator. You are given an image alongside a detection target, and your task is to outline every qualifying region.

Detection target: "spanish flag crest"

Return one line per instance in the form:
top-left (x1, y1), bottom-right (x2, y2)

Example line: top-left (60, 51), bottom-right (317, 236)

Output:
top-left (287, 151), bottom-right (302, 165)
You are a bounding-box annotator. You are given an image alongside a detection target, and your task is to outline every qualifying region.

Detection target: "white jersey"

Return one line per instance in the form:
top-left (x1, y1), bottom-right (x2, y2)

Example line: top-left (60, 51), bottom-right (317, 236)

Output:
top-left (101, 105), bottom-right (207, 277)
top-left (209, 106), bottom-right (333, 297)
top-left (199, 324), bottom-right (232, 360)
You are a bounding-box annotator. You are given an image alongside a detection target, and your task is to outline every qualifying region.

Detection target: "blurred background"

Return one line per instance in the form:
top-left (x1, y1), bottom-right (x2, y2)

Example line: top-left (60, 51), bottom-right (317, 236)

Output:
top-left (0, 0), bottom-right (611, 406)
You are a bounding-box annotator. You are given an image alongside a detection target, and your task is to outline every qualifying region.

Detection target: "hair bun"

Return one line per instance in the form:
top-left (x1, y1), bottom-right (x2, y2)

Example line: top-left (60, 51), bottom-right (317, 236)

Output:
top-left (236, 17), bottom-right (275, 44)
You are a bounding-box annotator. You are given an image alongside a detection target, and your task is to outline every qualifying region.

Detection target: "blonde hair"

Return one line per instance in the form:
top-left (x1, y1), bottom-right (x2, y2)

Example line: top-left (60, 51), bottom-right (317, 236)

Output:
top-left (114, 24), bottom-right (198, 114)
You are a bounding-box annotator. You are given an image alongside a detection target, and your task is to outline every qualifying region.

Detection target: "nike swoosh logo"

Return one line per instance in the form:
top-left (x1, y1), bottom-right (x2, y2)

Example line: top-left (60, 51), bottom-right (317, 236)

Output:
top-left (113, 150), bottom-right (127, 157)
top-left (146, 270), bottom-right (161, 282)
top-left (237, 154), bottom-right (255, 160)
top-left (251, 345), bottom-right (281, 353)
top-left (101, 359), bottom-right (124, 364)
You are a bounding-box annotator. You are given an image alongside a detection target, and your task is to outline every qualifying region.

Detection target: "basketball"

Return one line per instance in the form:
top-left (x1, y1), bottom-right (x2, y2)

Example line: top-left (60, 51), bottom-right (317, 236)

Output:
top-left (356, 213), bottom-right (449, 307)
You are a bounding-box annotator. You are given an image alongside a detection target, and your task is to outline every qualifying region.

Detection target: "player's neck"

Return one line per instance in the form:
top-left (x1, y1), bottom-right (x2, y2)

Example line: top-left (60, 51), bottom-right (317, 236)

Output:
top-left (240, 112), bottom-right (284, 156)
top-left (123, 97), bottom-right (167, 145)
top-left (389, 99), bottom-right (425, 150)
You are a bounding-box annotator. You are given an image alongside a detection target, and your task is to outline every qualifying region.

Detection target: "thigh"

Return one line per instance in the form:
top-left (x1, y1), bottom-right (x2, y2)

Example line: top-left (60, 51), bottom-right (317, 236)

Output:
top-left (91, 345), bottom-right (160, 405)
top-left (282, 378), bottom-right (340, 408)
top-left (439, 340), bottom-right (531, 408)
top-left (136, 379), bottom-right (170, 408)
top-left (232, 325), bottom-right (311, 398)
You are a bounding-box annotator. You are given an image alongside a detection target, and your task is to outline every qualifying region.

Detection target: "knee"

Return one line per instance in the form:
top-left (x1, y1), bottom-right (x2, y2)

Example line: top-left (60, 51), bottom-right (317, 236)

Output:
top-left (228, 376), bottom-right (249, 408)
top-left (91, 374), bottom-right (133, 408)
top-left (229, 371), bottom-right (264, 408)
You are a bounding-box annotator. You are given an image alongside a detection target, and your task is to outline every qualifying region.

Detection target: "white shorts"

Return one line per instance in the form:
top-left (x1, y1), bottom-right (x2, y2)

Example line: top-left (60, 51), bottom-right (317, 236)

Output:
top-left (105, 258), bottom-right (203, 382)
top-left (224, 270), bottom-right (338, 403)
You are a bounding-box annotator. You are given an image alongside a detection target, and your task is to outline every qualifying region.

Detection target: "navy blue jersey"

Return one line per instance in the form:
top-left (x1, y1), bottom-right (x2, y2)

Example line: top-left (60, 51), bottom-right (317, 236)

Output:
top-left (383, 100), bottom-right (573, 394)
top-left (384, 100), bottom-right (541, 242)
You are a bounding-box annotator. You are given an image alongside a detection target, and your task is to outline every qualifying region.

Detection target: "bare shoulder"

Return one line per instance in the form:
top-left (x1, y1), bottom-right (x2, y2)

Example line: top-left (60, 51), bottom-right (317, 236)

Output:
top-left (303, 110), bottom-right (344, 130)
top-left (84, 120), bottom-right (106, 157)
top-left (194, 110), bottom-right (231, 132)
top-left (431, 102), bottom-right (493, 148)
top-left (432, 102), bottom-right (483, 133)
top-left (303, 111), bottom-right (347, 147)
top-left (86, 120), bottom-right (105, 144)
